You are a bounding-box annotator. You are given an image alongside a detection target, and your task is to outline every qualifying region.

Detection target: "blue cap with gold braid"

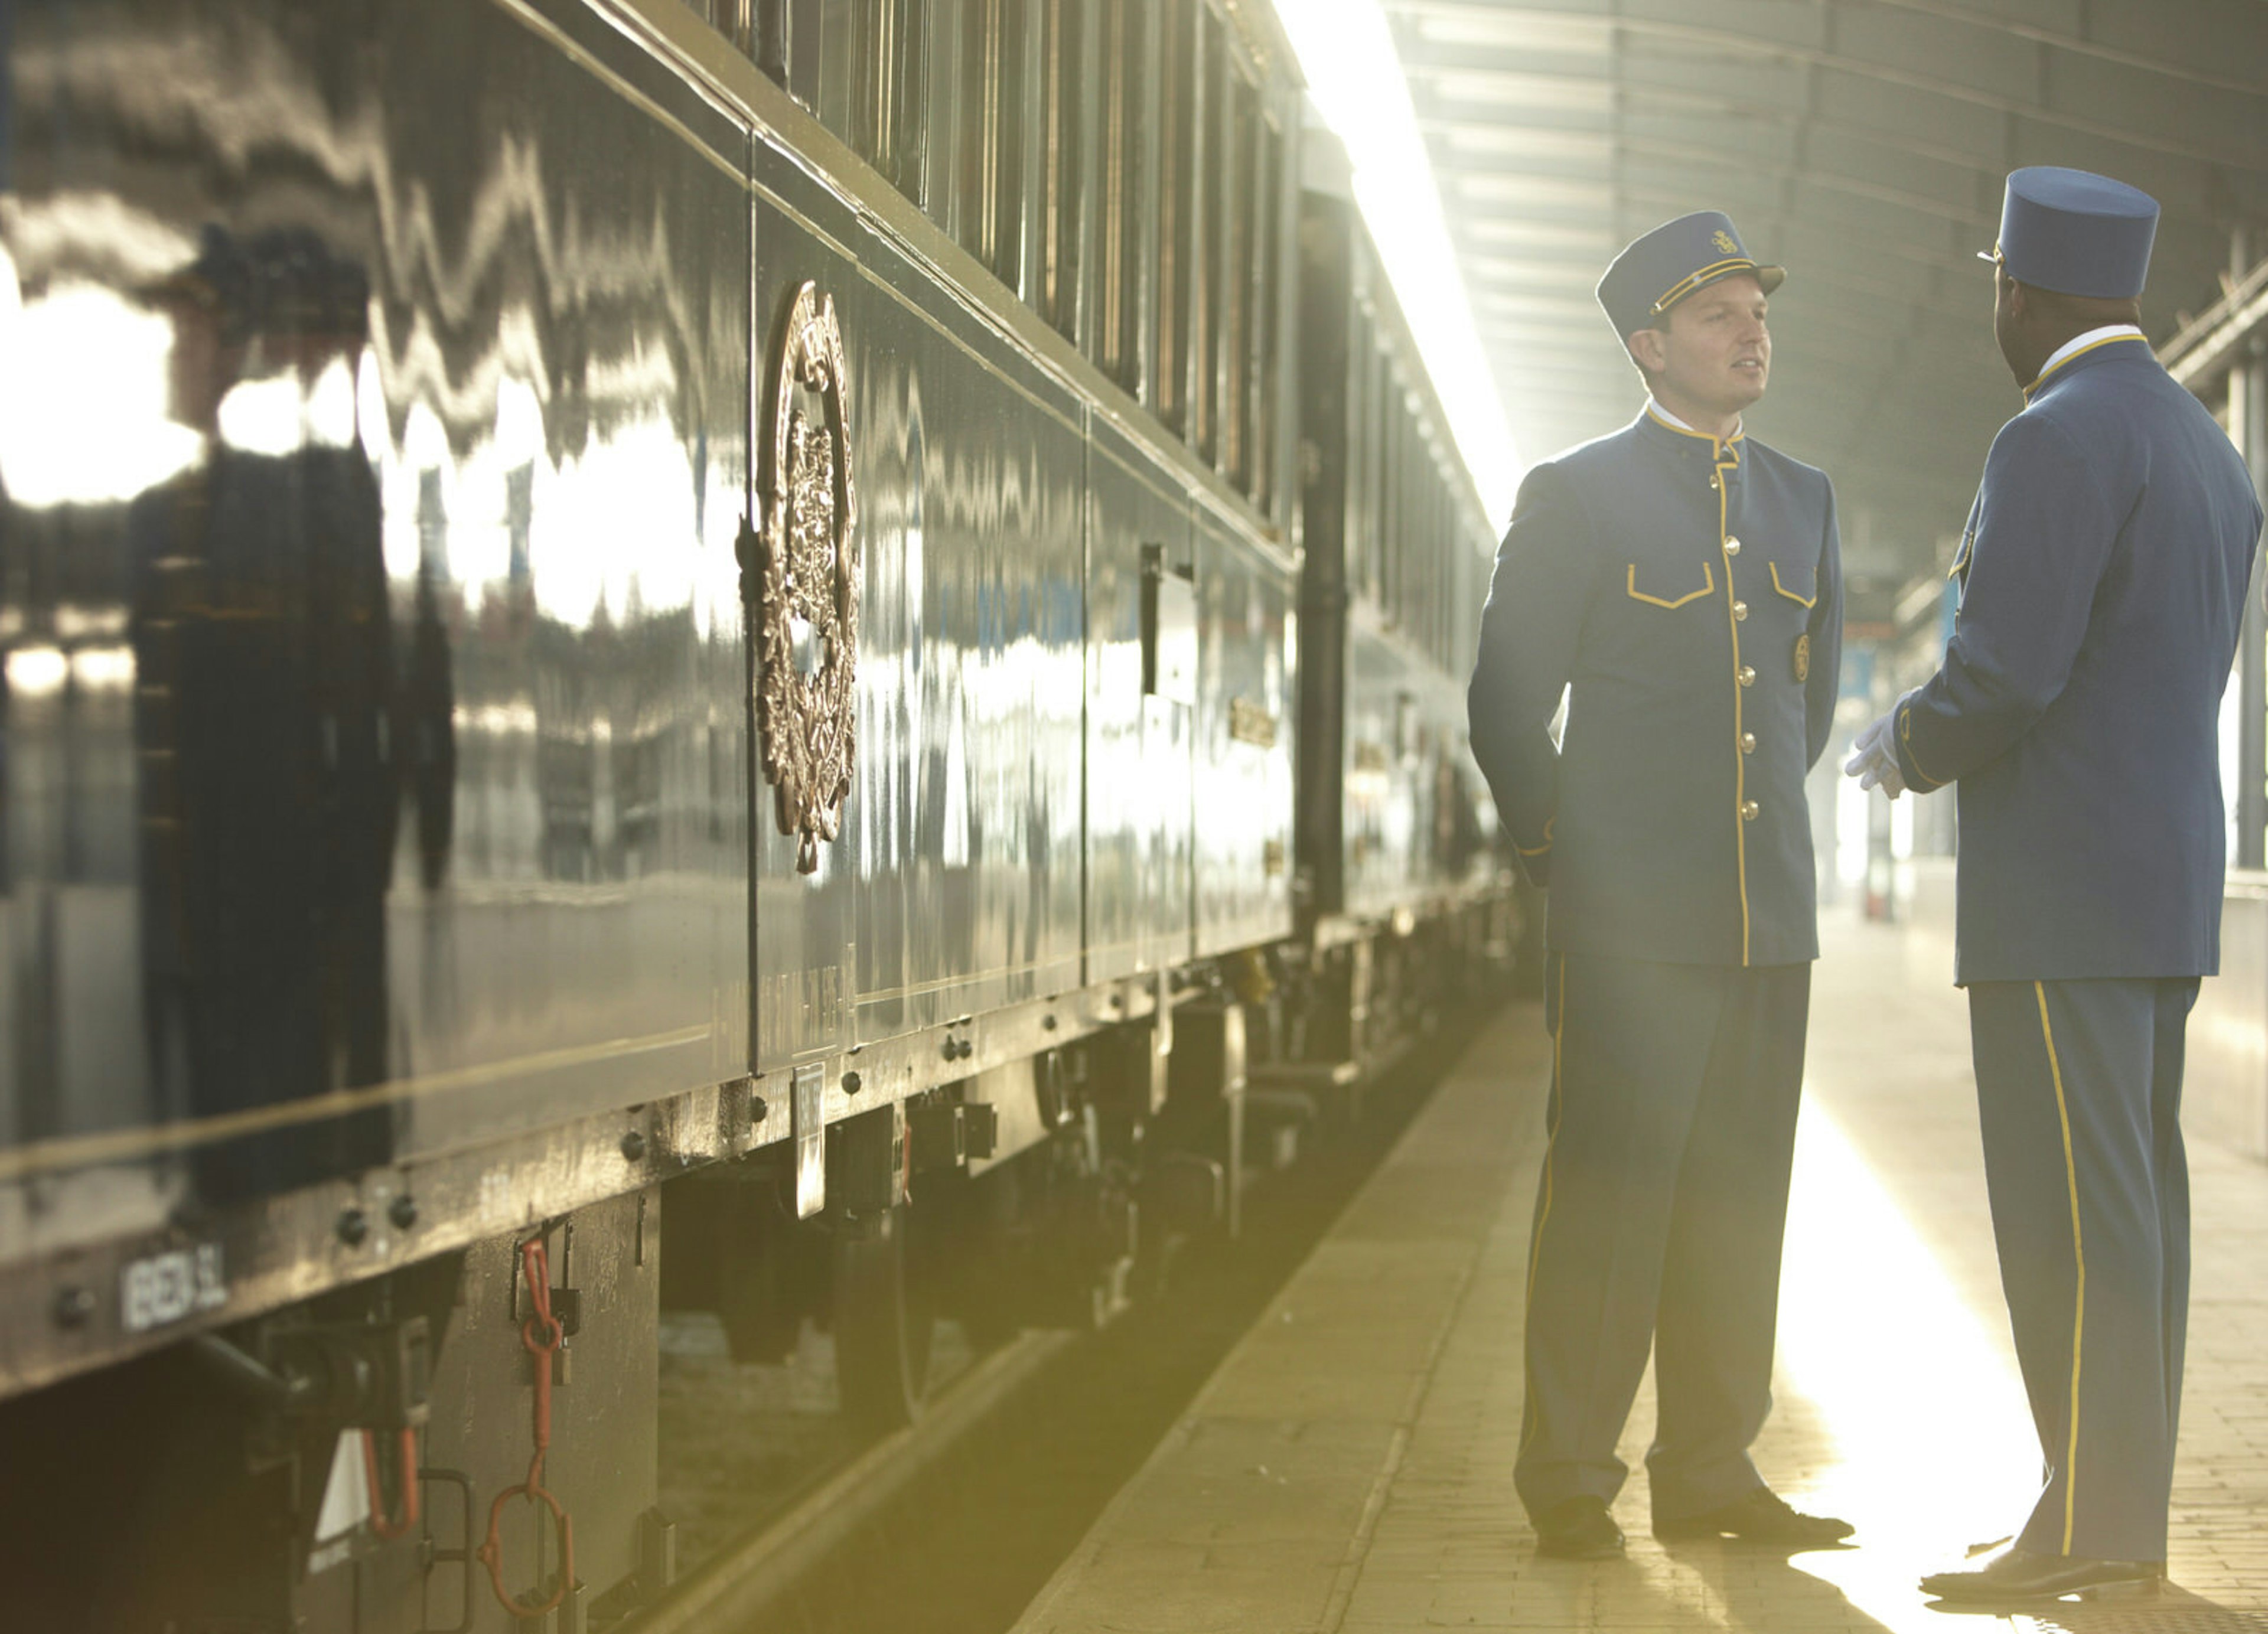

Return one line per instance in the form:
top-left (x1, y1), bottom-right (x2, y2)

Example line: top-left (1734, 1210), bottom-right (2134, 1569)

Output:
top-left (1980, 167), bottom-right (2159, 300)
top-left (1595, 211), bottom-right (1785, 340)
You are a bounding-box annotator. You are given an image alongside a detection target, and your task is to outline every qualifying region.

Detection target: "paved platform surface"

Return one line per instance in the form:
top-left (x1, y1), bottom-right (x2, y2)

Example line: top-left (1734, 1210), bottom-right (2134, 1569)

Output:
top-left (1009, 915), bottom-right (2268, 1633)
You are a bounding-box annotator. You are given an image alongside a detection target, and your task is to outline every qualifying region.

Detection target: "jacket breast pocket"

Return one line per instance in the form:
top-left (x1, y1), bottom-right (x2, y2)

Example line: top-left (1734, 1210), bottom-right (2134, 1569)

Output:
top-left (1768, 562), bottom-right (1817, 609)
top-left (1625, 561), bottom-right (1715, 610)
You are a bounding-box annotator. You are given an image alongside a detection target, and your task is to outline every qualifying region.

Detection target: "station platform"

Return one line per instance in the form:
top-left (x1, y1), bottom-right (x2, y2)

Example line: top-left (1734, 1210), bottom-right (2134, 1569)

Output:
top-left (1009, 914), bottom-right (2268, 1633)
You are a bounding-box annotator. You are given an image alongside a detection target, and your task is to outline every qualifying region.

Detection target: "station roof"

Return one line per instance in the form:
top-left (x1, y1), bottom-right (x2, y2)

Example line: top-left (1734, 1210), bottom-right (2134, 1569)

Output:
top-left (1384, 0), bottom-right (2268, 585)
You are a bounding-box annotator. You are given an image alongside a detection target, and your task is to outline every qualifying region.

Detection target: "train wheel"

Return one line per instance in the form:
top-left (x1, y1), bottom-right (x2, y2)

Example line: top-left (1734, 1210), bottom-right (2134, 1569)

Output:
top-left (832, 1205), bottom-right (936, 1431)
top-left (715, 1204), bottom-right (799, 1365)
top-left (946, 1163), bottom-right (1025, 1353)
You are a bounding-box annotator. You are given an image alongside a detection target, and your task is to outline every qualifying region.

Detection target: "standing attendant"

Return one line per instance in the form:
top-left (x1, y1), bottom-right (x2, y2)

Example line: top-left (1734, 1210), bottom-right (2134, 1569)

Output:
top-left (1846, 168), bottom-right (2264, 1602)
top-left (1468, 214), bottom-right (1849, 1560)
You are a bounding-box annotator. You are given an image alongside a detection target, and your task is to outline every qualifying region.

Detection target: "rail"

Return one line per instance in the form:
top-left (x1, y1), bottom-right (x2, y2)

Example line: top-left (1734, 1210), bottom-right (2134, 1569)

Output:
top-left (622, 1330), bottom-right (1077, 1634)
top-left (2159, 255), bottom-right (2268, 392)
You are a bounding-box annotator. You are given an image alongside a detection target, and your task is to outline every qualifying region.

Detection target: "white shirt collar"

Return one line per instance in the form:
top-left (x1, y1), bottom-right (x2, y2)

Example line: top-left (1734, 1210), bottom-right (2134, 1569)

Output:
top-left (1645, 397), bottom-right (1742, 441)
top-left (2032, 324), bottom-right (2147, 387)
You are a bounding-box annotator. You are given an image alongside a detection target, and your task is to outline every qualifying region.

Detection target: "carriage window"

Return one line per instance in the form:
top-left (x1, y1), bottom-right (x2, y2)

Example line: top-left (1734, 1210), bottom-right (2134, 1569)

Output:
top-left (1340, 304), bottom-right (1369, 586)
top-left (702, 0), bottom-right (757, 58)
top-left (1218, 65), bottom-right (1257, 490)
top-left (1427, 463), bottom-right (1446, 660)
top-left (849, 0), bottom-right (930, 200)
top-left (773, 0), bottom-right (827, 108)
top-left (1379, 366), bottom-right (1400, 609)
top-left (954, 0), bottom-right (992, 263)
top-left (1250, 114), bottom-right (1283, 515)
top-left (1038, 0), bottom-right (1086, 343)
top-left (1383, 399), bottom-right (1400, 624)
top-left (1188, 15), bottom-right (1224, 463)
top-left (1437, 477), bottom-right (1453, 661)
top-left (1416, 471), bottom-right (1432, 655)
top-left (953, 0), bottom-right (1027, 283)
top-left (999, 0), bottom-right (1031, 289)
top-left (1400, 405), bottom-right (1420, 634)
top-left (1154, 0), bottom-right (1198, 432)
top-left (1362, 341), bottom-right (1387, 602)
top-left (1093, 0), bottom-right (1147, 393)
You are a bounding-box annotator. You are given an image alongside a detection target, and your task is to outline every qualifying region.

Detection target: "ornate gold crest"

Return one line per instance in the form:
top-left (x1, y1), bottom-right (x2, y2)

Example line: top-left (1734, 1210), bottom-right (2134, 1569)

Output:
top-left (754, 281), bottom-right (859, 874)
top-left (1712, 229), bottom-right (1738, 255)
top-left (1793, 632), bottom-right (1811, 684)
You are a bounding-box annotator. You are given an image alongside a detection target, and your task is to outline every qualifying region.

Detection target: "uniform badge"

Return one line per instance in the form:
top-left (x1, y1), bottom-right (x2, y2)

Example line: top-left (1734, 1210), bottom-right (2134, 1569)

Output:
top-left (1793, 633), bottom-right (1811, 684)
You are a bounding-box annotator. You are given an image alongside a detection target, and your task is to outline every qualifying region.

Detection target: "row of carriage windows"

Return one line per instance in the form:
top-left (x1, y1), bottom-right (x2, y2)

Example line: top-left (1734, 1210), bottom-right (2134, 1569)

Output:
top-left (695, 0), bottom-right (1286, 519)
top-left (1349, 308), bottom-right (1481, 676)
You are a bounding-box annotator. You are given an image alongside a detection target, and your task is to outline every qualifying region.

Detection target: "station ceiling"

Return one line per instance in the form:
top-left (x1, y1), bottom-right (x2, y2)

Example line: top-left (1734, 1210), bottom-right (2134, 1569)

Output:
top-left (1381, 0), bottom-right (2268, 590)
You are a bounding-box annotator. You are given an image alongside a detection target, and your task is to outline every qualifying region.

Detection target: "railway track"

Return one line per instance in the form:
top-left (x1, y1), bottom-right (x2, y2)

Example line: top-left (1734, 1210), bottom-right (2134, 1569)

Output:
top-left (617, 1007), bottom-right (1497, 1634)
top-left (628, 1329), bottom-right (1080, 1634)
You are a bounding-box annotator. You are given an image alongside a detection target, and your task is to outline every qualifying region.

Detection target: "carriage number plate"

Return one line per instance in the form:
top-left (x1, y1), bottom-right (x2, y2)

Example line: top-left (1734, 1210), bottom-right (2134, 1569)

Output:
top-left (120, 1243), bottom-right (227, 1333)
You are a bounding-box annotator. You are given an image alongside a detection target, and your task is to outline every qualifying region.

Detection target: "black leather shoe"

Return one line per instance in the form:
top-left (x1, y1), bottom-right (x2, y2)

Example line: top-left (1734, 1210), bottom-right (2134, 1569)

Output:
top-left (1654, 1487), bottom-right (1854, 1547)
top-left (1534, 1496), bottom-right (1625, 1560)
top-left (1921, 1549), bottom-right (2160, 1603)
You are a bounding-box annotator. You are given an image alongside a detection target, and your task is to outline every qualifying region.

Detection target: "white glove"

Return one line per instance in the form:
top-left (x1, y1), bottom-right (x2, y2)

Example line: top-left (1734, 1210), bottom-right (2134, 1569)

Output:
top-left (1842, 710), bottom-right (1907, 799)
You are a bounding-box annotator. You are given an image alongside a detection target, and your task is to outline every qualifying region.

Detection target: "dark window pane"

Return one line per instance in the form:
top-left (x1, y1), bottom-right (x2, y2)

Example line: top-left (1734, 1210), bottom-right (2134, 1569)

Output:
top-left (1039, 0), bottom-right (1086, 343)
top-left (1155, 0), bottom-right (1197, 432)
top-left (1094, 0), bottom-right (1138, 388)
top-left (995, 0), bottom-right (1027, 288)
top-left (1220, 67), bottom-right (1257, 489)
top-left (1190, 11), bottom-right (1223, 462)
top-left (1251, 114), bottom-right (1282, 514)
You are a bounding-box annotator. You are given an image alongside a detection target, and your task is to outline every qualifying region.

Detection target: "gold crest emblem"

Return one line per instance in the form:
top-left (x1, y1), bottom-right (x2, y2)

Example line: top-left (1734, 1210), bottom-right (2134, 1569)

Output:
top-left (752, 281), bottom-right (861, 874)
top-left (1713, 230), bottom-right (1738, 255)
top-left (1793, 633), bottom-right (1811, 684)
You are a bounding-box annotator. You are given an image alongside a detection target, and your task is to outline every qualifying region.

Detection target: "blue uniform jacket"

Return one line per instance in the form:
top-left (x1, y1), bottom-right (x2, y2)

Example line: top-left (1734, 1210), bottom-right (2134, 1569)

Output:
top-left (1895, 337), bottom-right (2266, 983)
top-left (1468, 409), bottom-right (1843, 968)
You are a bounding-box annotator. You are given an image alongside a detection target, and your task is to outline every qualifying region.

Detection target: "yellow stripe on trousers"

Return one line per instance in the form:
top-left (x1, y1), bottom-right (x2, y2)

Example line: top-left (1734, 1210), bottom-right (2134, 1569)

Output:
top-left (2035, 980), bottom-right (2087, 1555)
top-left (1520, 955), bottom-right (1568, 1453)
top-left (1527, 953), bottom-right (1568, 1305)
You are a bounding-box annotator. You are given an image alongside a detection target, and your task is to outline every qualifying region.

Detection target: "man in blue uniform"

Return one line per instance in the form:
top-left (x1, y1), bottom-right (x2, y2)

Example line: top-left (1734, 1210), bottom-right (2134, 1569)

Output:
top-left (1468, 213), bottom-right (1849, 1560)
top-left (1847, 168), bottom-right (2264, 1602)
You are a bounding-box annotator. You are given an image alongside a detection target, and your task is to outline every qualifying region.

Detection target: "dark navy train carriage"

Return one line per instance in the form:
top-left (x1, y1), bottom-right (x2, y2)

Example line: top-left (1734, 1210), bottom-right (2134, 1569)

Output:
top-left (0, 0), bottom-right (1510, 1626)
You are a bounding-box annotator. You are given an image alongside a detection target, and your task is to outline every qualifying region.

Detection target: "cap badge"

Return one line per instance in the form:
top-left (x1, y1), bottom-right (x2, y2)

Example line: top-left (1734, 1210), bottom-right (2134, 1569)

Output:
top-left (1712, 230), bottom-right (1738, 255)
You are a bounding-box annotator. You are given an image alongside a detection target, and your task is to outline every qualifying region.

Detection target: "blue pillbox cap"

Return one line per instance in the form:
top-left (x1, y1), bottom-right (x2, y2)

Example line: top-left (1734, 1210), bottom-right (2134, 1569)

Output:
top-left (1596, 212), bottom-right (1784, 341)
top-left (1980, 167), bottom-right (2159, 299)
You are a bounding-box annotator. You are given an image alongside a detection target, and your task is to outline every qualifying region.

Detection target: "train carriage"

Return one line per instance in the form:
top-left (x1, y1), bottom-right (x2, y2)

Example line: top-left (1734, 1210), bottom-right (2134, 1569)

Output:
top-left (0, 1), bottom-right (1512, 1626)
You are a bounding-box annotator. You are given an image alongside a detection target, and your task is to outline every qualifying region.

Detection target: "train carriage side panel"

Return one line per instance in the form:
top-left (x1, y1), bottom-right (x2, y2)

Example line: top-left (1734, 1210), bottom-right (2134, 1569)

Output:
top-left (1192, 502), bottom-right (1296, 957)
top-left (1087, 417), bottom-right (1197, 981)
top-left (379, 0), bottom-right (755, 1162)
top-left (0, 0), bottom-right (753, 1263)
top-left (744, 114), bottom-right (1088, 1074)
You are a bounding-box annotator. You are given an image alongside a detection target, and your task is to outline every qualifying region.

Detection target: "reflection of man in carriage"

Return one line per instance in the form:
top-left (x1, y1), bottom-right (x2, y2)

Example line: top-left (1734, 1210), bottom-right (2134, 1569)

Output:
top-left (129, 226), bottom-right (399, 1197)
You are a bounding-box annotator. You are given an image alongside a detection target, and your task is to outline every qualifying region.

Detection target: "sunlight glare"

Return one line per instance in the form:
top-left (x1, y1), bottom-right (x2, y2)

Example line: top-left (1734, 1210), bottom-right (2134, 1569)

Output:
top-left (0, 253), bottom-right (204, 507)
top-left (1777, 1104), bottom-right (2041, 1630)
top-left (1273, 0), bottom-right (1520, 533)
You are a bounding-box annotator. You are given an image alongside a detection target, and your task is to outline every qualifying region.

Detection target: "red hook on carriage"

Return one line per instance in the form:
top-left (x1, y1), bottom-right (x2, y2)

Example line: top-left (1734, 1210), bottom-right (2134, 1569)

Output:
top-left (361, 1425), bottom-right (422, 1540)
top-left (477, 1235), bottom-right (577, 1616)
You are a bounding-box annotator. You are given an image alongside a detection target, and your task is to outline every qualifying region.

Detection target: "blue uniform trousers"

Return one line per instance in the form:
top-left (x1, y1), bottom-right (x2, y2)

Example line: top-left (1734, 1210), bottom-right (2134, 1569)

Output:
top-left (1968, 977), bottom-right (2196, 1563)
top-left (1515, 952), bottom-right (1810, 1521)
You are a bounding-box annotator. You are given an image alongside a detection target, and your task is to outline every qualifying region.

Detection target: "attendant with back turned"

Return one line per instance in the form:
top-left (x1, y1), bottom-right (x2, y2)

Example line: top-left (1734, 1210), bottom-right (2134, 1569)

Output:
top-left (1846, 169), bottom-right (2264, 1603)
top-left (1467, 214), bottom-right (1848, 1559)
